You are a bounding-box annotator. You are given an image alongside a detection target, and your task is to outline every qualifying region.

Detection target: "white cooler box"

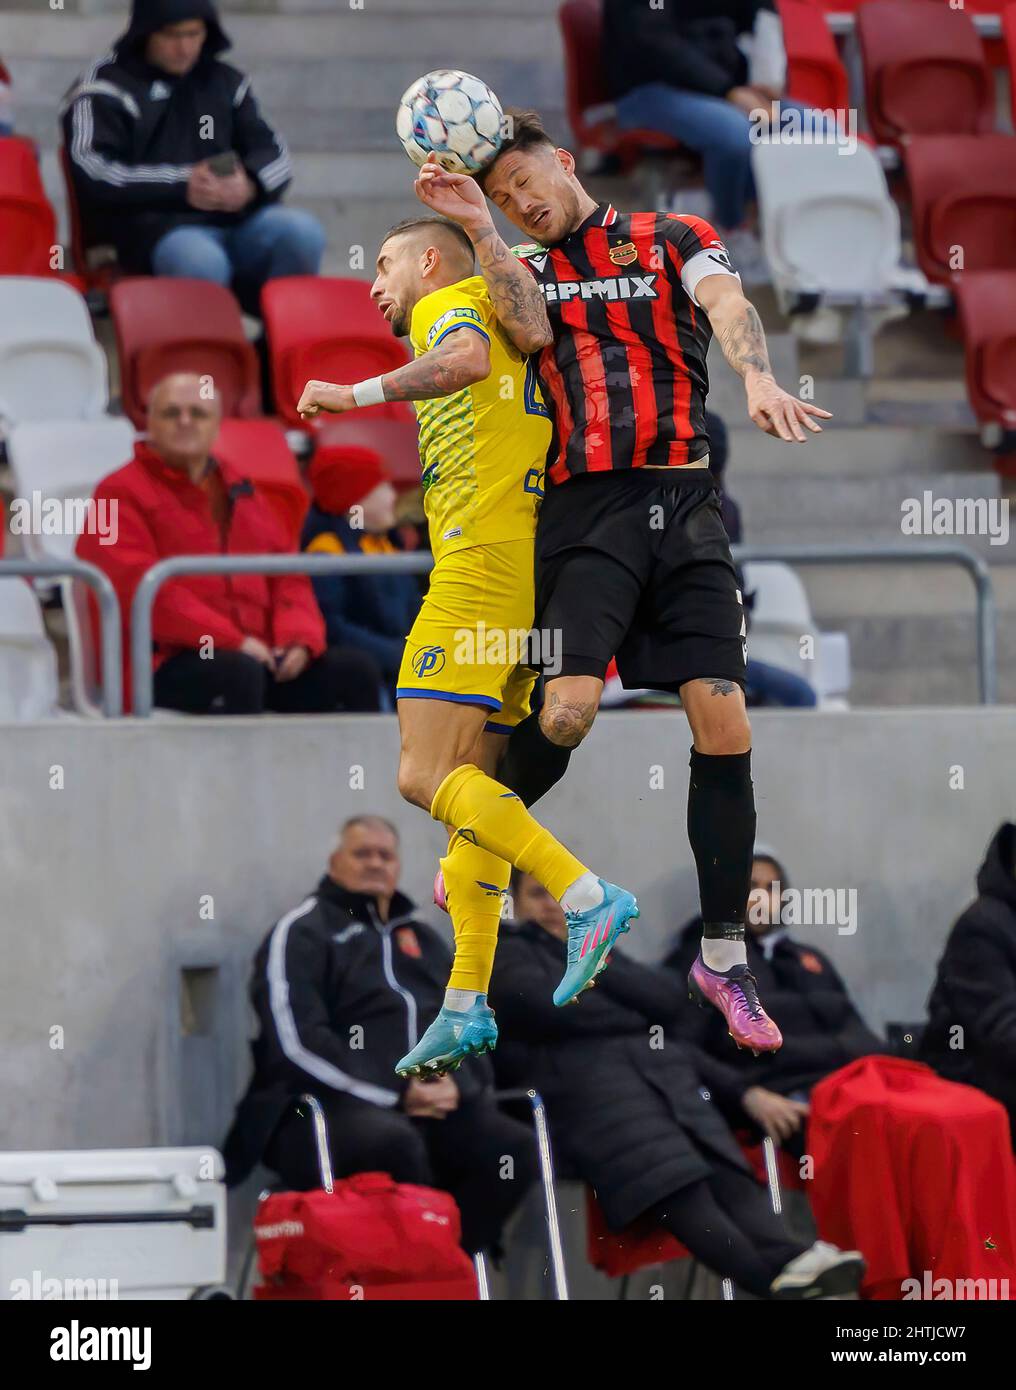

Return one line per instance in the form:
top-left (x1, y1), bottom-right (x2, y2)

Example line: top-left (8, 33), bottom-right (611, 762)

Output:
top-left (0, 1148), bottom-right (231, 1300)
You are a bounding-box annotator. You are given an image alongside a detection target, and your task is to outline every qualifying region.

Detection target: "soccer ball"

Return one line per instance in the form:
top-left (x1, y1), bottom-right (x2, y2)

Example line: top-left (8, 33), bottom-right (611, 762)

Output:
top-left (396, 69), bottom-right (504, 175)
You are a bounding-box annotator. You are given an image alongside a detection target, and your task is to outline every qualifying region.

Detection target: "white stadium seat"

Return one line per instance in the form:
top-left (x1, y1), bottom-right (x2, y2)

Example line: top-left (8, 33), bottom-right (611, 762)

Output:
top-left (744, 561), bottom-right (851, 706)
top-left (6, 417), bottom-right (135, 562)
top-left (752, 139), bottom-right (901, 305)
top-left (0, 578), bottom-right (59, 721)
top-left (0, 277), bottom-right (108, 430)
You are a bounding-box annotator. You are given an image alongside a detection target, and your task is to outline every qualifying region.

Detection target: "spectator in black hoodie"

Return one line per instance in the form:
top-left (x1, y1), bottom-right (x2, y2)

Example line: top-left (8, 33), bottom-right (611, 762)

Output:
top-left (667, 847), bottom-right (883, 1147)
top-left (61, 0), bottom-right (323, 303)
top-left (489, 870), bottom-right (865, 1299)
top-left (921, 822), bottom-right (1016, 1150)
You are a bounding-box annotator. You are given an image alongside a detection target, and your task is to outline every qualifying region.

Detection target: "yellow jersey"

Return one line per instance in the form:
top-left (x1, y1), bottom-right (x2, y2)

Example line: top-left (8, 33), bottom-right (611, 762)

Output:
top-left (408, 275), bottom-right (551, 565)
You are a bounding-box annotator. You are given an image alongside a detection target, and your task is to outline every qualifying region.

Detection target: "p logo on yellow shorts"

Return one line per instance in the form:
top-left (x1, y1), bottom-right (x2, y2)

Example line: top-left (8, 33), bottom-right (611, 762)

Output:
top-left (412, 645), bottom-right (446, 678)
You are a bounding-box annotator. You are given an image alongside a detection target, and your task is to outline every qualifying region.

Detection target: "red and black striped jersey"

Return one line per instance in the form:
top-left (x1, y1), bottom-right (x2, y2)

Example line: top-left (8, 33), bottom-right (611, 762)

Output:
top-left (514, 203), bottom-right (741, 485)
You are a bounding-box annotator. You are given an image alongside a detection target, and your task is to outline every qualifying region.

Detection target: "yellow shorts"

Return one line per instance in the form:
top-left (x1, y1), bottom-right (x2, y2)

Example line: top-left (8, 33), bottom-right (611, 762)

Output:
top-left (396, 539), bottom-right (537, 732)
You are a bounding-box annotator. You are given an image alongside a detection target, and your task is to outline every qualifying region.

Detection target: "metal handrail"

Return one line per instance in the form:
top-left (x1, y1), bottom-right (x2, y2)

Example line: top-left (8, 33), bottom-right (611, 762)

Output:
top-left (0, 557), bottom-right (123, 717)
top-left (128, 541), bottom-right (996, 715)
top-left (731, 542), bottom-right (997, 705)
top-left (130, 552), bottom-right (433, 717)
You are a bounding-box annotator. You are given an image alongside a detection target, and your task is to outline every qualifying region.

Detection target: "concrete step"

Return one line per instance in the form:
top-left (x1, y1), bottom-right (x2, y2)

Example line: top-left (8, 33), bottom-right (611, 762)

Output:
top-left (719, 424), bottom-right (989, 477)
top-left (734, 471), bottom-right (1013, 563)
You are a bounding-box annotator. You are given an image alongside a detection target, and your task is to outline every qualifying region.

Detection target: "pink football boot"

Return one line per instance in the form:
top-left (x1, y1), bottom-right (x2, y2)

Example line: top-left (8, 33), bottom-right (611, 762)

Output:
top-left (688, 954), bottom-right (783, 1055)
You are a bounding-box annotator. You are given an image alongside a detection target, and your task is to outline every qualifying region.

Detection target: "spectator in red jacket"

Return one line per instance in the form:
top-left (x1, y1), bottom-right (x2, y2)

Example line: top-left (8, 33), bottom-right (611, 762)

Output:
top-left (77, 372), bottom-right (382, 714)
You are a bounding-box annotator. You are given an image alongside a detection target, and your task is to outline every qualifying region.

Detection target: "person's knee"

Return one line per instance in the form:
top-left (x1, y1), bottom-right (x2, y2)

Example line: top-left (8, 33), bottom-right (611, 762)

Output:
top-left (215, 650), bottom-right (265, 713)
top-left (539, 681), bottom-right (600, 748)
top-left (397, 750), bottom-right (439, 811)
top-left (356, 1119), bottom-right (430, 1184)
top-left (151, 229), bottom-right (231, 283)
top-left (251, 205), bottom-right (326, 274)
top-left (694, 705), bottom-right (752, 755)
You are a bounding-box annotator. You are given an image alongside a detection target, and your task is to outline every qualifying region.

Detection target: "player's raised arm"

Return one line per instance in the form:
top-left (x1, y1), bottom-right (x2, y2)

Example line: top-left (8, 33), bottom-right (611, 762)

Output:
top-left (297, 329), bottom-right (491, 417)
top-left (413, 161), bottom-right (553, 355)
top-left (695, 274), bottom-right (832, 444)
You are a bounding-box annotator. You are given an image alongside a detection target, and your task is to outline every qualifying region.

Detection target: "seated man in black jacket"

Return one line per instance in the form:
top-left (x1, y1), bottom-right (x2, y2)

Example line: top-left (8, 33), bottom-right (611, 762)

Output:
top-left (223, 814), bottom-right (537, 1254)
top-left (667, 847), bottom-right (883, 1148)
top-left (921, 821), bottom-right (1016, 1150)
top-left (489, 871), bottom-right (864, 1298)
top-left (61, 0), bottom-right (323, 302)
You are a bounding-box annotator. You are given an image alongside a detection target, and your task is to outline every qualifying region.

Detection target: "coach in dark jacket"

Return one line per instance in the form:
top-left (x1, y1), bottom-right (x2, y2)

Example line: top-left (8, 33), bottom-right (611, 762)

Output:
top-left (484, 873), bottom-right (857, 1300)
top-left (61, 0), bottom-right (323, 294)
top-left (223, 815), bottom-right (537, 1253)
top-left (667, 848), bottom-right (883, 1140)
top-left (921, 822), bottom-right (1016, 1148)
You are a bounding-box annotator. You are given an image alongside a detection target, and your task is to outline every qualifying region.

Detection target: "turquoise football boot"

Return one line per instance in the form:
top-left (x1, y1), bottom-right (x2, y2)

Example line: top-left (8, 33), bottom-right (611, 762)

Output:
top-left (553, 880), bottom-right (640, 1007)
top-left (395, 997), bottom-right (498, 1078)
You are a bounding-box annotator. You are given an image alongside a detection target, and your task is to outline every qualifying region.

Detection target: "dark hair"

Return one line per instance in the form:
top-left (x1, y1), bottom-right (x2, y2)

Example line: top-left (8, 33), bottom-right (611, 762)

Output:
top-left (476, 107), bottom-right (556, 188)
top-left (380, 215), bottom-right (474, 266)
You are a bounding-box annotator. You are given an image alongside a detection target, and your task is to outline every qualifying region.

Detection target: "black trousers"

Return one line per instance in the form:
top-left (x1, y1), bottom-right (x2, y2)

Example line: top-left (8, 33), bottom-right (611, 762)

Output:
top-left (153, 646), bottom-right (382, 715)
top-left (264, 1093), bottom-right (539, 1255)
top-left (651, 1160), bottom-right (807, 1298)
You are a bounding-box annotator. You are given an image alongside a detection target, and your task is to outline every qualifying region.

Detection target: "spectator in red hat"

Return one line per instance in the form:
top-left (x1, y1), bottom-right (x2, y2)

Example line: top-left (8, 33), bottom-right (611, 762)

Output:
top-left (302, 447), bottom-right (425, 705)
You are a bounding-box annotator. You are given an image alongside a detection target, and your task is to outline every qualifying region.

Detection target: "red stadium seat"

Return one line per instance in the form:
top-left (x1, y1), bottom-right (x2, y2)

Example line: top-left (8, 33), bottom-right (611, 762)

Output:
top-left (110, 277), bottom-right (260, 429)
top-left (0, 136), bottom-right (59, 277)
top-left (314, 416), bottom-right (421, 493)
top-left (213, 418), bottom-right (310, 547)
top-left (261, 276), bottom-right (413, 430)
top-left (953, 271), bottom-right (1016, 432)
top-left (778, 0), bottom-right (850, 112)
top-left (559, 0), bottom-right (682, 168)
top-left (59, 146), bottom-right (122, 291)
top-left (857, 0), bottom-right (994, 143)
top-left (904, 135), bottom-right (1016, 284)
top-left (1005, 5), bottom-right (1016, 129)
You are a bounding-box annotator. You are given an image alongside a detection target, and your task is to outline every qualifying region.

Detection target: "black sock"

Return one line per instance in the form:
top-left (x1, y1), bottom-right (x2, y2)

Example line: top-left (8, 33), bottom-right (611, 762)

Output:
top-left (497, 710), bottom-right (573, 808)
top-left (687, 748), bottom-right (756, 930)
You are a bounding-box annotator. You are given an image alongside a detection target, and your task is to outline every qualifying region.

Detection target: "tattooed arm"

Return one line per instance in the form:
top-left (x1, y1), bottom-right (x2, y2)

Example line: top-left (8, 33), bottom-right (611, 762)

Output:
top-left (696, 274), bottom-right (832, 443)
top-left (412, 161), bottom-right (553, 354)
top-left (297, 329), bottom-right (490, 417)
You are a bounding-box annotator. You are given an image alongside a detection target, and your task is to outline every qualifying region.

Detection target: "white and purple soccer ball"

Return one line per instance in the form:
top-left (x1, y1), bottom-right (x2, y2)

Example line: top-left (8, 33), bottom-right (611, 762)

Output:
top-left (396, 69), bottom-right (504, 175)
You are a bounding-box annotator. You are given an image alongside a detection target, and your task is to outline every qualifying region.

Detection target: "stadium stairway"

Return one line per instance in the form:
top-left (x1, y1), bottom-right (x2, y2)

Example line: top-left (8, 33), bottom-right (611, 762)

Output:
top-left (4, 0), bottom-right (1013, 704)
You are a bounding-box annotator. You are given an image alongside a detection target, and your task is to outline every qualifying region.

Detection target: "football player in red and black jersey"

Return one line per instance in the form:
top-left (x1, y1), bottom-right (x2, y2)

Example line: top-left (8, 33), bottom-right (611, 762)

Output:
top-left (414, 110), bottom-right (830, 1055)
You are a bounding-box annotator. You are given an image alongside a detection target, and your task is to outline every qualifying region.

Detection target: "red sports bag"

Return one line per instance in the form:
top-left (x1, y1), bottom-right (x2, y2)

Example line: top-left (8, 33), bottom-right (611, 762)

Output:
top-left (253, 1171), bottom-right (478, 1301)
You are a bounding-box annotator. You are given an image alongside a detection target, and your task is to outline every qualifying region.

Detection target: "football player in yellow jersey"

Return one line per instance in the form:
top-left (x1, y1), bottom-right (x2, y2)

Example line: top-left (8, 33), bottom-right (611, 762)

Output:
top-left (297, 216), bottom-right (639, 1076)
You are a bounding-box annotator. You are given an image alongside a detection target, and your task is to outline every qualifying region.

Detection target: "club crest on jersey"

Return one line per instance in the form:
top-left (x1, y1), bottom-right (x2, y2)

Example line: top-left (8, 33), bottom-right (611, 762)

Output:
top-left (609, 241), bottom-right (639, 267)
top-left (539, 273), bottom-right (658, 305)
top-left (412, 645), bottom-right (446, 678)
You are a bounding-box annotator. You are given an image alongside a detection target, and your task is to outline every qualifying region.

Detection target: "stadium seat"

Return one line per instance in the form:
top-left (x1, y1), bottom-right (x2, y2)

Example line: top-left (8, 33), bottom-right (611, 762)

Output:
top-left (904, 135), bottom-right (1016, 285)
top-left (953, 271), bottom-right (1016, 432)
top-left (59, 146), bottom-right (121, 291)
top-left (857, 0), bottom-right (994, 143)
top-left (743, 561), bottom-right (819, 685)
top-left (110, 278), bottom-right (260, 429)
top-left (313, 416), bottom-right (422, 493)
top-left (558, 0), bottom-right (682, 169)
top-left (213, 417), bottom-right (310, 547)
top-left (0, 578), bottom-right (60, 721)
top-left (261, 276), bottom-right (413, 429)
top-left (753, 138), bottom-right (900, 301)
top-left (6, 417), bottom-right (136, 563)
top-left (0, 277), bottom-right (108, 428)
top-left (0, 135), bottom-right (59, 277)
top-left (778, 0), bottom-right (850, 112)
top-left (1005, 5), bottom-right (1016, 129)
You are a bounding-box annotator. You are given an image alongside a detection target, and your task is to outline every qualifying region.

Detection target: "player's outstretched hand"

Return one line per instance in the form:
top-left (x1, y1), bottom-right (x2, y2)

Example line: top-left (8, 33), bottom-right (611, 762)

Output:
top-left (297, 379), bottom-right (355, 419)
top-left (746, 372), bottom-right (832, 443)
top-left (414, 161), bottom-right (490, 230)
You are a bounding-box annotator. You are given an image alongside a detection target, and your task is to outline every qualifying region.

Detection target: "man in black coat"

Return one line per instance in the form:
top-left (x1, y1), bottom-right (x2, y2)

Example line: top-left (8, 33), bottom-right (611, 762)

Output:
top-left (61, 0), bottom-right (324, 298)
top-left (489, 871), bottom-right (864, 1298)
top-left (667, 847), bottom-right (883, 1147)
top-left (921, 821), bottom-right (1016, 1149)
top-left (223, 815), bottom-right (537, 1254)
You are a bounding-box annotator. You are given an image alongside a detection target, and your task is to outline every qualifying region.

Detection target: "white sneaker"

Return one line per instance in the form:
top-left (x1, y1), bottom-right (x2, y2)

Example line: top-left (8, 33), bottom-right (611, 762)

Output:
top-left (770, 1240), bottom-right (866, 1299)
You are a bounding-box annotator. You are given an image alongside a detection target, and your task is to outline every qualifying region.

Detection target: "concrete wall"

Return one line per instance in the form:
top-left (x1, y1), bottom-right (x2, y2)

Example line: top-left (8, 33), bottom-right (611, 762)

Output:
top-left (1, 708), bottom-right (1014, 1155)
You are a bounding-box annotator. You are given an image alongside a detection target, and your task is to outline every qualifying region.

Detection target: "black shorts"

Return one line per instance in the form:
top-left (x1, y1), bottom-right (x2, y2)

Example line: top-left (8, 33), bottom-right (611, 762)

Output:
top-left (534, 467), bottom-right (746, 691)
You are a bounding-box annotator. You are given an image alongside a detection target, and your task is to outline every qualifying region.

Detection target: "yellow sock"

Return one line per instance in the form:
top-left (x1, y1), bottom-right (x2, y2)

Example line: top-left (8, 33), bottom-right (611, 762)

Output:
top-left (442, 834), bottom-right (510, 994)
top-left (431, 764), bottom-right (588, 903)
